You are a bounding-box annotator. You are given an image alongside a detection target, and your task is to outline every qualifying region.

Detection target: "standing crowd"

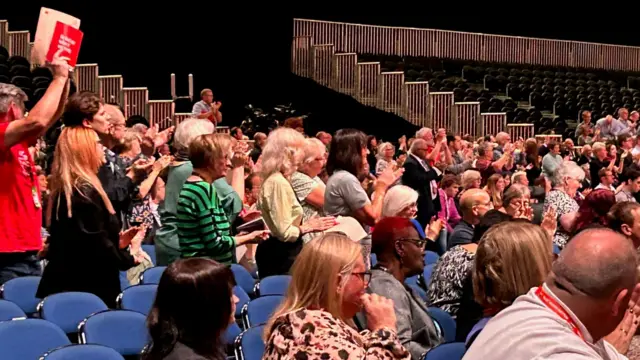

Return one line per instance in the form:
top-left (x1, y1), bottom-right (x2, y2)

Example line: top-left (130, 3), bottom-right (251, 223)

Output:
top-left (3, 58), bottom-right (640, 360)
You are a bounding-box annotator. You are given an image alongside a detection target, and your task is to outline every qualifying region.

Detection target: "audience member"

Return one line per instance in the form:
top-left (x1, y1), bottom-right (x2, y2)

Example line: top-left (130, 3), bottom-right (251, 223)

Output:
top-left (257, 128), bottom-right (335, 277)
top-left (464, 228), bottom-right (640, 359)
top-left (464, 221), bottom-right (553, 347)
top-left (402, 138), bottom-right (442, 229)
top-left (449, 189), bottom-right (492, 248)
top-left (437, 174), bottom-right (462, 232)
top-left (381, 185), bottom-right (418, 219)
top-left (325, 129), bottom-right (399, 262)
top-left (542, 141), bottom-right (563, 177)
top-left (0, 59), bottom-right (69, 284)
top-left (571, 189), bottom-right (616, 235)
top-left (543, 161), bottom-right (583, 249)
top-left (368, 217), bottom-right (442, 359)
top-left (249, 132), bottom-right (266, 163)
top-left (37, 127), bottom-right (143, 307)
top-left (176, 133), bottom-right (267, 264)
top-left (608, 201), bottom-right (640, 248)
top-left (144, 258), bottom-right (237, 360)
top-left (263, 233), bottom-right (411, 360)
top-left (291, 138), bottom-right (328, 243)
top-left (155, 119), bottom-right (214, 265)
top-left (596, 168), bottom-right (616, 191)
top-left (484, 173), bottom-right (505, 209)
top-left (192, 88), bottom-right (222, 126)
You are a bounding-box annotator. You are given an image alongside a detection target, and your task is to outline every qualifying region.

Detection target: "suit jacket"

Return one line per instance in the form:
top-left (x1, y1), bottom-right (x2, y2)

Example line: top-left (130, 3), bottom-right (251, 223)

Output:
top-left (367, 269), bottom-right (442, 360)
top-left (402, 155), bottom-right (442, 228)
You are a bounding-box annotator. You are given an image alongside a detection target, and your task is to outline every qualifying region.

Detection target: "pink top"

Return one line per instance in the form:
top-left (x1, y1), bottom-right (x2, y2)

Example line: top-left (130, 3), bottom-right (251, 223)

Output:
top-left (438, 188), bottom-right (461, 232)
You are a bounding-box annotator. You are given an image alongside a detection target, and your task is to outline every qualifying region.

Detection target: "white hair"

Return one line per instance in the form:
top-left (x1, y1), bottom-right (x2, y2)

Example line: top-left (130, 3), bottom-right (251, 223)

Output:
top-left (550, 161), bottom-right (585, 188)
top-left (173, 118), bottom-right (215, 150)
top-left (376, 142), bottom-right (394, 159)
top-left (301, 137), bottom-right (326, 164)
top-left (260, 127), bottom-right (306, 178)
top-left (415, 127), bottom-right (432, 139)
top-left (512, 171), bottom-right (527, 184)
top-left (381, 185), bottom-right (419, 218)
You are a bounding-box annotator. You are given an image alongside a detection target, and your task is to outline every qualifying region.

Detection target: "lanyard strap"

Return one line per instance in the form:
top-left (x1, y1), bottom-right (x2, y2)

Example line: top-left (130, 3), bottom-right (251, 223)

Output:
top-left (535, 286), bottom-right (584, 341)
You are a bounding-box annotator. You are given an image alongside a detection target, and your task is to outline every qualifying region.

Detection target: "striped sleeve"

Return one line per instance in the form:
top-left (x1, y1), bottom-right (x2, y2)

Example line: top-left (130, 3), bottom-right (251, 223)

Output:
top-left (176, 181), bottom-right (236, 264)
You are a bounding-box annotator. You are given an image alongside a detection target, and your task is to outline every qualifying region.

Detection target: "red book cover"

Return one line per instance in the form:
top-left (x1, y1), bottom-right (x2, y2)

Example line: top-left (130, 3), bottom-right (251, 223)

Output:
top-left (45, 21), bottom-right (83, 67)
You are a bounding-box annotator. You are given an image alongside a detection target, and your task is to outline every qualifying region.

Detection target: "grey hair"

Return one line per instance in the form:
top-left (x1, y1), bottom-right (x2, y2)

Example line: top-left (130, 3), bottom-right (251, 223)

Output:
top-left (502, 183), bottom-right (530, 207)
top-left (415, 127), bottom-right (432, 139)
top-left (550, 161), bottom-right (585, 188)
top-left (376, 142), bottom-right (394, 159)
top-left (173, 118), bottom-right (214, 151)
top-left (0, 83), bottom-right (27, 113)
top-left (478, 142), bottom-right (493, 157)
top-left (409, 138), bottom-right (427, 154)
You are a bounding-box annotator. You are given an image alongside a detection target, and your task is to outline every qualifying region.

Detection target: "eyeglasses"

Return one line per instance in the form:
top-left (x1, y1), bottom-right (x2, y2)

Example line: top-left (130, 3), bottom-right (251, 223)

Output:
top-left (398, 238), bottom-right (428, 249)
top-left (352, 271), bottom-right (372, 285)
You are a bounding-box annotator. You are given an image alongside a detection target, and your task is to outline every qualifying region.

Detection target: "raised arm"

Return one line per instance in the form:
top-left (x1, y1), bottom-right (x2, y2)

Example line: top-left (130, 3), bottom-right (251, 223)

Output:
top-left (2, 59), bottom-right (70, 148)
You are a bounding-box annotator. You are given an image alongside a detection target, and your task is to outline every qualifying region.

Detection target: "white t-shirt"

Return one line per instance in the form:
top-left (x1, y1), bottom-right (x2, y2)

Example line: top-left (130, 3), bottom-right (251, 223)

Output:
top-left (464, 284), bottom-right (626, 360)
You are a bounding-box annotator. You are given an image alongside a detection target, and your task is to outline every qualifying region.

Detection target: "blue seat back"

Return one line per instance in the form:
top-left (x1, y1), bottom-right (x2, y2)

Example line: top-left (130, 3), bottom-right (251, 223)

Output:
top-left (79, 310), bottom-right (149, 356)
top-left (224, 322), bottom-right (243, 345)
top-left (0, 318), bottom-right (70, 360)
top-left (117, 284), bottom-right (158, 316)
top-left (423, 342), bottom-right (466, 360)
top-left (39, 292), bottom-right (108, 334)
top-left (428, 307), bottom-right (457, 343)
top-left (139, 266), bottom-right (166, 285)
top-left (234, 286), bottom-right (250, 318)
top-left (235, 325), bottom-right (265, 360)
top-left (231, 264), bottom-right (256, 297)
top-left (0, 276), bottom-right (41, 314)
top-left (0, 299), bottom-right (26, 321)
top-left (425, 251), bottom-right (440, 265)
top-left (42, 344), bottom-right (124, 360)
top-left (257, 275), bottom-right (291, 297)
top-left (423, 264), bottom-right (435, 285)
top-left (243, 295), bottom-right (283, 328)
top-left (119, 271), bottom-right (130, 291)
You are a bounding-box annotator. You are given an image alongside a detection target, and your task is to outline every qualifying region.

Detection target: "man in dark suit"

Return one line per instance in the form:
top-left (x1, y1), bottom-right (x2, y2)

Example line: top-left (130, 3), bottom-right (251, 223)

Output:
top-left (402, 138), bottom-right (443, 229)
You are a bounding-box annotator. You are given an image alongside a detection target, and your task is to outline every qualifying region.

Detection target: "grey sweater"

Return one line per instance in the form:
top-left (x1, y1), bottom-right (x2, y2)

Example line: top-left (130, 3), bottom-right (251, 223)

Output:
top-left (367, 269), bottom-right (442, 360)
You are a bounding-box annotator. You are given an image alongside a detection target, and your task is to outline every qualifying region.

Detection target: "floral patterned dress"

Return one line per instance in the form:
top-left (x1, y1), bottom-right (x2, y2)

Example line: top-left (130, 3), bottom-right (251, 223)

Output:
top-left (263, 308), bottom-right (410, 360)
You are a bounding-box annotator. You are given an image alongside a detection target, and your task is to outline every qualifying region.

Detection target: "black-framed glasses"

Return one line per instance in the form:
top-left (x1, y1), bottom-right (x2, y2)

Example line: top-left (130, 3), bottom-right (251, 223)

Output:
top-left (398, 238), bottom-right (428, 249)
top-left (352, 271), bottom-right (372, 285)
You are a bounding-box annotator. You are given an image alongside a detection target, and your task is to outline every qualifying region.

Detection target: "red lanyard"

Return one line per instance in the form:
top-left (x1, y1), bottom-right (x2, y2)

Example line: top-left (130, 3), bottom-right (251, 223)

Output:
top-left (535, 286), bottom-right (585, 341)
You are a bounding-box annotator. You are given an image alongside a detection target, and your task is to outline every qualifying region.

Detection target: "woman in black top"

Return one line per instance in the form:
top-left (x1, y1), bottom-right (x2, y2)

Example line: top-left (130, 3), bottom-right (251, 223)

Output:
top-left (37, 127), bottom-right (143, 307)
top-left (143, 258), bottom-right (237, 360)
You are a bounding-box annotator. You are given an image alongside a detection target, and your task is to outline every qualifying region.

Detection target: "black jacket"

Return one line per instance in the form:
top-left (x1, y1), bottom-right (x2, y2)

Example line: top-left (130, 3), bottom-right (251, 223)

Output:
top-left (402, 155), bottom-right (442, 228)
top-left (37, 185), bottom-right (136, 307)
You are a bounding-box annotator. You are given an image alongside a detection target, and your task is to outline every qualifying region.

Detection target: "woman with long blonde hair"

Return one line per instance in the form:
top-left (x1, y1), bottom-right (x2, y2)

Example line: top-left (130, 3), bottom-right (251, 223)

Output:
top-left (484, 173), bottom-right (505, 209)
top-left (256, 128), bottom-right (336, 278)
top-left (263, 233), bottom-right (410, 360)
top-left (37, 127), bottom-right (143, 307)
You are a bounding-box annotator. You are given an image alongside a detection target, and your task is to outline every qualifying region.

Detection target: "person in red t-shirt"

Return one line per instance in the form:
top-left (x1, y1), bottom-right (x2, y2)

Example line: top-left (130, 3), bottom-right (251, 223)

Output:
top-left (0, 58), bottom-right (70, 284)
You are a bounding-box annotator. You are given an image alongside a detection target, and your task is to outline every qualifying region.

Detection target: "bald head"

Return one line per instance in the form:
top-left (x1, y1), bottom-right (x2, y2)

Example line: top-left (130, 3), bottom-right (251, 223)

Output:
top-left (553, 228), bottom-right (637, 299)
top-left (460, 189), bottom-right (489, 214)
top-left (104, 104), bottom-right (125, 126)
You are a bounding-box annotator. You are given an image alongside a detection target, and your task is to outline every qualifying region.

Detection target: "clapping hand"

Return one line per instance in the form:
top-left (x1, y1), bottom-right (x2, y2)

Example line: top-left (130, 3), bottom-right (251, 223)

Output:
top-left (541, 206), bottom-right (557, 238)
top-left (426, 218), bottom-right (444, 241)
